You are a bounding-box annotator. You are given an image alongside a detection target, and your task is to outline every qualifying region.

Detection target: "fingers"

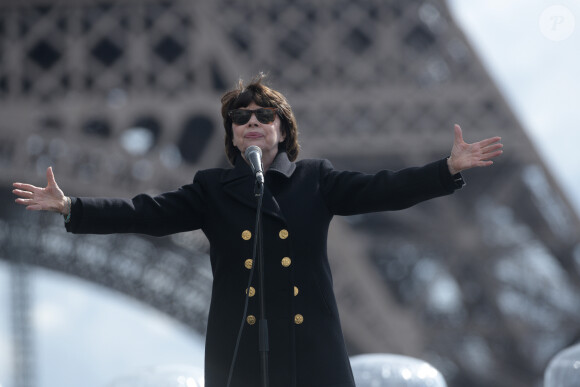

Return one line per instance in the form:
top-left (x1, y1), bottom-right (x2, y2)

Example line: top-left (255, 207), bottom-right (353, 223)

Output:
top-left (12, 182), bottom-right (39, 192)
top-left (481, 149), bottom-right (503, 161)
top-left (13, 183), bottom-right (40, 209)
top-left (15, 198), bottom-right (34, 205)
top-left (13, 170), bottom-right (64, 213)
top-left (473, 134), bottom-right (503, 161)
top-left (477, 160), bottom-right (494, 168)
top-left (14, 198), bottom-right (43, 211)
top-left (454, 124), bottom-right (464, 144)
top-left (47, 166), bottom-right (57, 187)
top-left (455, 124), bottom-right (502, 149)
top-left (451, 125), bottom-right (503, 172)
top-left (480, 141), bottom-right (503, 163)
top-left (477, 137), bottom-right (502, 149)
top-left (12, 189), bottom-right (34, 199)
top-left (481, 142), bottom-right (503, 154)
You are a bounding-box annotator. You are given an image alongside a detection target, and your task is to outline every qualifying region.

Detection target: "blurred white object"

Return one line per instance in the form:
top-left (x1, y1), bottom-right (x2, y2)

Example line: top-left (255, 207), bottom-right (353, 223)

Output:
top-left (350, 353), bottom-right (447, 387)
top-left (544, 343), bottom-right (580, 387)
top-left (107, 364), bottom-right (204, 387)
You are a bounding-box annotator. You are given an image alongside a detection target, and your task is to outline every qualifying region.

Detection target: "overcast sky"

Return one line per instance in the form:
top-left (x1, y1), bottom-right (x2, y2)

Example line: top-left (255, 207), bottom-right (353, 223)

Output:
top-left (1, 2), bottom-right (580, 387)
top-left (448, 0), bottom-right (580, 217)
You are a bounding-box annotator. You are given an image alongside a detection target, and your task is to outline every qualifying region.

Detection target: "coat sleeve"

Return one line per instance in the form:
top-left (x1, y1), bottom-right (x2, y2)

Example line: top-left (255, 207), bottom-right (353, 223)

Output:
top-left (319, 158), bottom-right (464, 216)
top-left (65, 172), bottom-right (208, 237)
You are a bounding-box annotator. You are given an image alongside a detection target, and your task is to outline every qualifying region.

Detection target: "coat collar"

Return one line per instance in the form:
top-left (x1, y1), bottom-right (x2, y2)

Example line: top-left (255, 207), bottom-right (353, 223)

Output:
top-left (267, 151), bottom-right (296, 178)
top-left (221, 152), bottom-right (295, 221)
top-left (222, 151), bottom-right (296, 184)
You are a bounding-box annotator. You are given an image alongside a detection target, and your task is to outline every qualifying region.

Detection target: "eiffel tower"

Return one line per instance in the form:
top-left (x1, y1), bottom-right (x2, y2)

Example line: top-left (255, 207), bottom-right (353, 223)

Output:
top-left (1, 1), bottom-right (579, 386)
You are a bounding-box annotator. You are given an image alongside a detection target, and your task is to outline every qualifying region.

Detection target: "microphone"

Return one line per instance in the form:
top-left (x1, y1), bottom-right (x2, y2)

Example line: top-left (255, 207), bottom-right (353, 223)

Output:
top-left (244, 145), bottom-right (264, 185)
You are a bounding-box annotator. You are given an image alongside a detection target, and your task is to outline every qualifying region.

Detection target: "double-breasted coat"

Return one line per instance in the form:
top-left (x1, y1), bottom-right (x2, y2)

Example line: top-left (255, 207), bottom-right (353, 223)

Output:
top-left (65, 152), bottom-right (464, 387)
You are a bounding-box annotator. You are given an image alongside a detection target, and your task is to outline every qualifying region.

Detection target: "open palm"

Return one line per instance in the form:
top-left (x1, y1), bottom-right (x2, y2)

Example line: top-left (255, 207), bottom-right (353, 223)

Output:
top-left (13, 167), bottom-right (67, 213)
top-left (448, 124), bottom-right (503, 175)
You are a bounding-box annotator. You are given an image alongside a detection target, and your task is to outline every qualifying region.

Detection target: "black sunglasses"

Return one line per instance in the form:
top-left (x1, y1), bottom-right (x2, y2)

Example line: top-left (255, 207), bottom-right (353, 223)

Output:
top-left (228, 107), bottom-right (278, 125)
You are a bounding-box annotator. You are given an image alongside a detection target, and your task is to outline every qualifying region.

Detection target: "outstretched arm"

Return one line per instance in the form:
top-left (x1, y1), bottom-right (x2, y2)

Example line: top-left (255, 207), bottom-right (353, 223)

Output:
top-left (13, 167), bottom-right (70, 216)
top-left (447, 124), bottom-right (503, 175)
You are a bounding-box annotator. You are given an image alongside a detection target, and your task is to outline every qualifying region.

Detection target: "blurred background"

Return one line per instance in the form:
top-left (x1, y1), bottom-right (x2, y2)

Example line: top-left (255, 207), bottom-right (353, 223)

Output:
top-left (1, 0), bottom-right (579, 386)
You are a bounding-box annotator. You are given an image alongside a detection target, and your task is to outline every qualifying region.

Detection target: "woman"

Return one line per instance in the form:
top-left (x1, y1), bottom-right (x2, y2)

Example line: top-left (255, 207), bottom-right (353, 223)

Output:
top-left (13, 75), bottom-right (503, 387)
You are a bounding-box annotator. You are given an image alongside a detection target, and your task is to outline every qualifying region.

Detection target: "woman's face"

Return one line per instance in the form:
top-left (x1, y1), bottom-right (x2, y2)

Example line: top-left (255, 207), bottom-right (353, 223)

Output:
top-left (231, 101), bottom-right (285, 160)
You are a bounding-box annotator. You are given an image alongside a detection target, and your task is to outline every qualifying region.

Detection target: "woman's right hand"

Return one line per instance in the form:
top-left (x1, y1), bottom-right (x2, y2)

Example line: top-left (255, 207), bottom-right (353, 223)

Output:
top-left (13, 167), bottom-right (69, 215)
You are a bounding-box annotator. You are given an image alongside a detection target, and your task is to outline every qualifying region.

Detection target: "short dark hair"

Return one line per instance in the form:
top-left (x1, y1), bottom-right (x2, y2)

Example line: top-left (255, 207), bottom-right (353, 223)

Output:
top-left (221, 74), bottom-right (300, 165)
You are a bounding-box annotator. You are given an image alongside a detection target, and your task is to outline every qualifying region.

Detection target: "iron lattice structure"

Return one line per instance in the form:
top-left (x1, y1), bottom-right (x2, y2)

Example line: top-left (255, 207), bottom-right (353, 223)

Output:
top-left (1, 1), bottom-right (580, 386)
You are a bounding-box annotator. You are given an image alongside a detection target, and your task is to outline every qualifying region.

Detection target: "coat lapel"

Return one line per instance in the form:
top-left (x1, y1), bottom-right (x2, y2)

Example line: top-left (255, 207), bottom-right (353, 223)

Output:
top-left (222, 153), bottom-right (295, 222)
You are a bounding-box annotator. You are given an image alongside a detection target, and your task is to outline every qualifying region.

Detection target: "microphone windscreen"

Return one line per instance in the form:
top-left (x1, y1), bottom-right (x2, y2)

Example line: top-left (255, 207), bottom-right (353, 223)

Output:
top-left (245, 145), bottom-right (262, 159)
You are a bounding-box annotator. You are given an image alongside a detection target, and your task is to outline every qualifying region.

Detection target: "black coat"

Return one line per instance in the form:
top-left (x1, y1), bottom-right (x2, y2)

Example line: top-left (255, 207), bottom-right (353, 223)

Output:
top-left (65, 152), bottom-right (463, 387)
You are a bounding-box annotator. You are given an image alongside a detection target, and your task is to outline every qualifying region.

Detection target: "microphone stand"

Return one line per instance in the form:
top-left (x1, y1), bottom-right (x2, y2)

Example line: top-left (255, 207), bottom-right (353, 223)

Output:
top-left (255, 180), bottom-right (270, 387)
top-left (226, 177), bottom-right (269, 387)
top-left (226, 154), bottom-right (269, 387)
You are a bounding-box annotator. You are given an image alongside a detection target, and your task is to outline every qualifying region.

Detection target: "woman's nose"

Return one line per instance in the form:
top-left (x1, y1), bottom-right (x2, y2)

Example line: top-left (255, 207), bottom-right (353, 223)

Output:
top-left (247, 112), bottom-right (260, 125)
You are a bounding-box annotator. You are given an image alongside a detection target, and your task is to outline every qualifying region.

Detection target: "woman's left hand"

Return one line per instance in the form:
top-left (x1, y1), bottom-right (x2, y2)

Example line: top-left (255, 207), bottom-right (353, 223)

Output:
top-left (447, 124), bottom-right (503, 175)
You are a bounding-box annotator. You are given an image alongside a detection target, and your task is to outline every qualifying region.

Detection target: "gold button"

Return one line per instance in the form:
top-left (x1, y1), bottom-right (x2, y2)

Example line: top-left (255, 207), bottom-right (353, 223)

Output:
top-left (294, 314), bottom-right (304, 325)
top-left (294, 286), bottom-right (299, 296)
top-left (281, 257), bottom-right (291, 268)
top-left (247, 315), bottom-right (256, 325)
top-left (242, 230), bottom-right (252, 240)
top-left (246, 287), bottom-right (256, 297)
top-left (244, 259), bottom-right (253, 269)
top-left (279, 229), bottom-right (289, 239)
